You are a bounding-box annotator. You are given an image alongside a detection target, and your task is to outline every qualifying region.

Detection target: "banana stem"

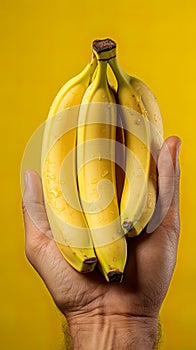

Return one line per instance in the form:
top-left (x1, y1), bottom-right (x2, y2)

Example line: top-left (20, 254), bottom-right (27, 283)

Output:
top-left (96, 60), bottom-right (108, 88)
top-left (109, 57), bottom-right (129, 86)
top-left (77, 54), bottom-right (97, 84)
top-left (92, 38), bottom-right (129, 88)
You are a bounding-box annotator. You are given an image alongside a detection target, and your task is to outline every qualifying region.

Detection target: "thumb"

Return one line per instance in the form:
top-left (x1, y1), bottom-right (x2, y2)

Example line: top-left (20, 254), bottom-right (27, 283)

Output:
top-left (147, 136), bottom-right (181, 233)
top-left (158, 136), bottom-right (181, 178)
top-left (23, 169), bottom-right (44, 207)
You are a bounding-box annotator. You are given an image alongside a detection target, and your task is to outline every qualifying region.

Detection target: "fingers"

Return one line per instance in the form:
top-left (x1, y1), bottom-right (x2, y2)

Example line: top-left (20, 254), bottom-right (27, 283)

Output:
top-left (158, 136), bottom-right (181, 221)
top-left (147, 136), bottom-right (181, 234)
top-left (22, 169), bottom-right (51, 236)
top-left (158, 136), bottom-right (181, 178)
top-left (22, 170), bottom-right (74, 306)
top-left (22, 169), bottom-right (53, 263)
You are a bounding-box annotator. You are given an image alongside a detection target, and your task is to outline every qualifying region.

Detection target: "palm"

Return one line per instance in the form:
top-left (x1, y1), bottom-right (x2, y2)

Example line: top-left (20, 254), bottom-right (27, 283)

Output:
top-left (25, 216), bottom-right (177, 320)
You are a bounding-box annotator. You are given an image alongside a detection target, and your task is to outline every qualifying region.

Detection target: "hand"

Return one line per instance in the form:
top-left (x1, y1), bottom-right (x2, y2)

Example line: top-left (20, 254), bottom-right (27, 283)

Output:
top-left (22, 136), bottom-right (181, 349)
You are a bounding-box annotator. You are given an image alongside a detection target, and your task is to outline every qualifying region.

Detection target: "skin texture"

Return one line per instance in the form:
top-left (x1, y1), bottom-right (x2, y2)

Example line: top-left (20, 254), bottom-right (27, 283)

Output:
top-left (22, 136), bottom-right (181, 350)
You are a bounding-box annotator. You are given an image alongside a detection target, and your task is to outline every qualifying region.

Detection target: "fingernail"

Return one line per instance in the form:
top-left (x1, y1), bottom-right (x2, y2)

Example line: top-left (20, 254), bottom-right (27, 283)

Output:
top-left (24, 171), bottom-right (29, 187)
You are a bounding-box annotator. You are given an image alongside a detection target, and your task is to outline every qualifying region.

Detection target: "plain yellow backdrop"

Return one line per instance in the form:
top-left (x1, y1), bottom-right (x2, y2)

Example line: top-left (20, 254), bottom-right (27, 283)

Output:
top-left (0, 0), bottom-right (195, 349)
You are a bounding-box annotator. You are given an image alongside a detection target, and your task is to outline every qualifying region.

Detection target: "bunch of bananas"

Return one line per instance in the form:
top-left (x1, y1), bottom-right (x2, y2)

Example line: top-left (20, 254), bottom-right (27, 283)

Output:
top-left (41, 38), bottom-right (164, 283)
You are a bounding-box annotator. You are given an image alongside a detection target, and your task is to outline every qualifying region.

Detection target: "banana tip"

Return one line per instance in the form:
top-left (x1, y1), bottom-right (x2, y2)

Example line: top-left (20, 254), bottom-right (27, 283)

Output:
top-left (108, 270), bottom-right (123, 283)
top-left (84, 257), bottom-right (97, 265)
top-left (122, 220), bottom-right (133, 232)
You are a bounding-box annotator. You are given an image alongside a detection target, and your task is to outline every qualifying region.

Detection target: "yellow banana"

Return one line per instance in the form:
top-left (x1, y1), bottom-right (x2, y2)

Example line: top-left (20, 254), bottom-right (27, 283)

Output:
top-left (128, 77), bottom-right (164, 235)
top-left (77, 41), bottom-right (127, 282)
top-left (115, 112), bottom-right (126, 205)
top-left (130, 78), bottom-right (164, 148)
top-left (41, 55), bottom-right (98, 273)
top-left (107, 40), bottom-right (151, 236)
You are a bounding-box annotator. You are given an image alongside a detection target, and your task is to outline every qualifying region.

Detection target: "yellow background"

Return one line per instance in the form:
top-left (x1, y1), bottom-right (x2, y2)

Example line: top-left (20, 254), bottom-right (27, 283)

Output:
top-left (0, 0), bottom-right (195, 349)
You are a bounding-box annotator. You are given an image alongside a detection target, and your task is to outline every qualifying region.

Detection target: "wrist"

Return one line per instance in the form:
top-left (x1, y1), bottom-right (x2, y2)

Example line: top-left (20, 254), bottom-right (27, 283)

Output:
top-left (66, 313), bottom-right (158, 350)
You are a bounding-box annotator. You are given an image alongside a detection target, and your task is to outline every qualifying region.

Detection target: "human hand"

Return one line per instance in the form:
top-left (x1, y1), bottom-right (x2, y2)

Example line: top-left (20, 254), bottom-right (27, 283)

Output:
top-left (22, 135), bottom-right (181, 349)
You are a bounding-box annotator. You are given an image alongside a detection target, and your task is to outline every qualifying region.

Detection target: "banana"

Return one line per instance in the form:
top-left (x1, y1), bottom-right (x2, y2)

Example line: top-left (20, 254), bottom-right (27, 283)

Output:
top-left (109, 63), bottom-right (164, 236)
top-left (115, 112), bottom-right (126, 205)
top-left (126, 77), bottom-right (164, 235)
top-left (41, 55), bottom-right (98, 273)
top-left (129, 77), bottom-right (164, 148)
top-left (77, 41), bottom-right (127, 282)
top-left (107, 83), bottom-right (126, 205)
top-left (106, 40), bottom-right (151, 236)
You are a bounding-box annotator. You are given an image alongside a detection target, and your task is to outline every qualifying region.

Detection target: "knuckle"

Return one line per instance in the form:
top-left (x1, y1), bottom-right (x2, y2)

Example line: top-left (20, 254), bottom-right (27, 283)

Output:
top-left (25, 238), bottom-right (38, 261)
top-left (161, 220), bottom-right (179, 254)
top-left (25, 234), bottom-right (49, 262)
top-left (172, 221), bottom-right (180, 238)
top-left (22, 200), bottom-right (27, 215)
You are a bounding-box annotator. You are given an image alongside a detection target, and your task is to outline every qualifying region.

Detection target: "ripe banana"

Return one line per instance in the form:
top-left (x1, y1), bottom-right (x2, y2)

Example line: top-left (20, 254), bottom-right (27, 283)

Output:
top-left (106, 40), bottom-right (151, 236)
top-left (126, 77), bottom-right (164, 235)
top-left (108, 82), bottom-right (126, 205)
top-left (115, 112), bottom-right (126, 205)
top-left (41, 55), bottom-right (98, 273)
top-left (77, 42), bottom-right (127, 282)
